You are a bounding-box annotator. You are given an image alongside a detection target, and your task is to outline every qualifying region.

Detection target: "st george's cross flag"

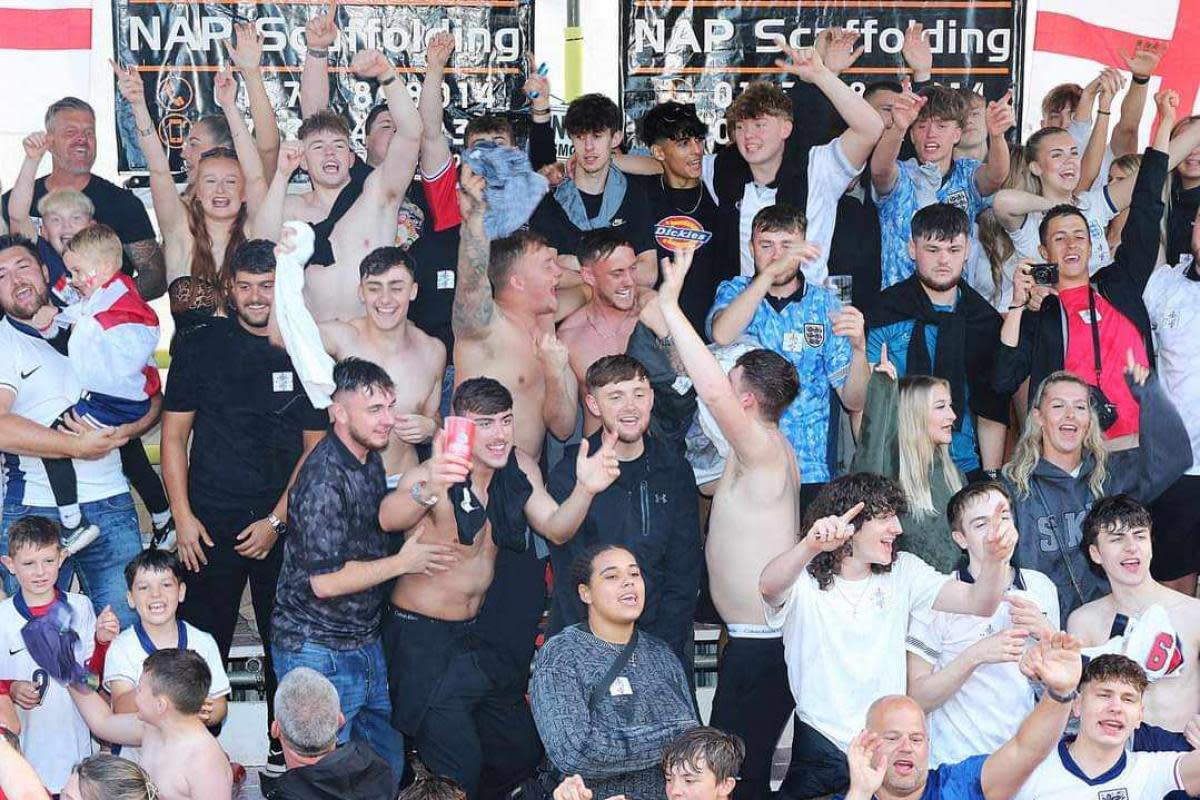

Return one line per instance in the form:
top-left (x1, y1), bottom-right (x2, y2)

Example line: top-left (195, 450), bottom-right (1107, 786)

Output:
top-left (0, 0), bottom-right (92, 133)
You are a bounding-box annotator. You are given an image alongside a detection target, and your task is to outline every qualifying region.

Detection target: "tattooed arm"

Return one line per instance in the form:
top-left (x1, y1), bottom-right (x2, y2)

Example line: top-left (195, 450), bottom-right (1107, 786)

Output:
top-left (451, 165), bottom-right (496, 342)
top-left (127, 239), bottom-right (167, 300)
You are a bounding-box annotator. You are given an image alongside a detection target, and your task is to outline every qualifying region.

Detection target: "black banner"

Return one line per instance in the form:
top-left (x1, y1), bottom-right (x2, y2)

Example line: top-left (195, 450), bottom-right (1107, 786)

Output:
top-left (111, 1), bottom-right (533, 174)
top-left (621, 0), bottom-right (1025, 148)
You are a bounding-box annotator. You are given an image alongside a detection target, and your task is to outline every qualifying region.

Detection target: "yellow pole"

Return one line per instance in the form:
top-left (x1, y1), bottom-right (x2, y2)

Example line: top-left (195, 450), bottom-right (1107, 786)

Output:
top-left (564, 0), bottom-right (583, 101)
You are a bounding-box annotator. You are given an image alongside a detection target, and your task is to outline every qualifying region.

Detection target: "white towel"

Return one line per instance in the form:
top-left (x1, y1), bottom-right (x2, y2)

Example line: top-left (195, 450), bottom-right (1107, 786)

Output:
top-left (273, 221), bottom-right (335, 409)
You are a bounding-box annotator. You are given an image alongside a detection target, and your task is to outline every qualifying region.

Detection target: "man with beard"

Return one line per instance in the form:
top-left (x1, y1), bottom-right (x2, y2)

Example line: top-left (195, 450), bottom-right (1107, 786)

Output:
top-left (544, 355), bottom-right (701, 667)
top-left (556, 230), bottom-right (647, 436)
top-left (272, 357), bottom-right (461, 792)
top-left (162, 239), bottom-right (328, 770)
top-left (380, 377), bottom-right (620, 798)
top-left (1, 98), bottom-right (165, 299)
top-left (867, 204), bottom-right (1008, 480)
top-left (709, 204), bottom-right (869, 505)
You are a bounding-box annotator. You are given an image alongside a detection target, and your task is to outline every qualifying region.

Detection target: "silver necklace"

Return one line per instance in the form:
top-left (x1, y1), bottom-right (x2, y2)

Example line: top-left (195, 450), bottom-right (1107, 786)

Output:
top-left (661, 175), bottom-right (703, 215)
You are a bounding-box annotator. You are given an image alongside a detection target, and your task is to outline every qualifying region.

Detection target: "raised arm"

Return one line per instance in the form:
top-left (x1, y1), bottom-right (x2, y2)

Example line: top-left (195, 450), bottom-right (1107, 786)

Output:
top-left (521, 436), bottom-right (619, 545)
top-left (658, 248), bottom-right (773, 463)
top-left (932, 502), bottom-right (1015, 616)
top-left (418, 31), bottom-right (455, 177)
top-left (992, 189), bottom-right (1055, 232)
top-left (225, 21), bottom-right (280, 178)
top-left (9, 134), bottom-right (46, 240)
top-left (451, 165), bottom-right (497, 341)
top-left (67, 685), bottom-right (145, 747)
top-left (112, 59), bottom-right (186, 238)
top-left (536, 332), bottom-right (579, 441)
top-left (351, 50), bottom-right (421, 204)
top-left (981, 633), bottom-right (1082, 799)
top-left (871, 87), bottom-right (922, 196)
top-left (1127, 355), bottom-right (1192, 502)
top-left (1113, 42), bottom-right (1166, 158)
top-left (974, 91), bottom-right (1016, 196)
top-left (299, 0), bottom-right (338, 119)
top-left (760, 503), bottom-right (864, 608)
top-left (211, 67), bottom-right (268, 214)
top-left (1110, 92), bottom-right (1173, 290)
top-left (525, 55), bottom-right (557, 170)
top-left (380, 431), bottom-right (471, 531)
top-left (776, 45), bottom-right (882, 169)
top-left (250, 140), bottom-right (303, 241)
top-left (1078, 71), bottom-right (1121, 191)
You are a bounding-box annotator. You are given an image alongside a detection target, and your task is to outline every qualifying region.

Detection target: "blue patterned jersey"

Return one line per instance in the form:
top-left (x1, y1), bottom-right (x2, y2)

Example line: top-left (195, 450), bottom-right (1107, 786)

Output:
top-left (876, 158), bottom-right (985, 289)
top-left (708, 277), bottom-right (850, 483)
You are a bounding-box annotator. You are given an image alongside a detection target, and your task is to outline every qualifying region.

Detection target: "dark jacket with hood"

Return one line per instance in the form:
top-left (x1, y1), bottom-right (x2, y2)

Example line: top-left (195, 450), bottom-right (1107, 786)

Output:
top-left (546, 431), bottom-right (701, 664)
top-left (993, 148), bottom-right (1167, 402)
top-left (264, 741), bottom-right (394, 800)
top-left (1002, 373), bottom-right (1191, 617)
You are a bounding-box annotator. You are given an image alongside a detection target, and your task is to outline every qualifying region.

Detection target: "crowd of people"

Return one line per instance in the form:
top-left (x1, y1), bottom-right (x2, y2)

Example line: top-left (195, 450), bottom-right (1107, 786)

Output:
top-left (0, 11), bottom-right (1199, 800)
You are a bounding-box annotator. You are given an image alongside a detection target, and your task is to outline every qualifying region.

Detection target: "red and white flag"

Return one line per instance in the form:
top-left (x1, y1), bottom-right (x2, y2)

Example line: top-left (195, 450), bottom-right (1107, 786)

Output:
top-left (0, 0), bottom-right (92, 134)
top-left (1023, 0), bottom-right (1200, 140)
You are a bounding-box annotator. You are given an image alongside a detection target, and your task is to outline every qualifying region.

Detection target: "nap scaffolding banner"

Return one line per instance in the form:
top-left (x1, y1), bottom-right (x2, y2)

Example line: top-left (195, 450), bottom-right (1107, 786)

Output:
top-left (110, 1), bottom-right (533, 174)
top-left (622, 0), bottom-right (1024, 148)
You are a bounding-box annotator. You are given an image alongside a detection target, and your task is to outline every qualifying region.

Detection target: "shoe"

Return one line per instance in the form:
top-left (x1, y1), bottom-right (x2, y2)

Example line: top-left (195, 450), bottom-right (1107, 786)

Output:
top-left (262, 741), bottom-right (287, 777)
top-left (151, 516), bottom-right (177, 551)
top-left (61, 519), bottom-right (101, 555)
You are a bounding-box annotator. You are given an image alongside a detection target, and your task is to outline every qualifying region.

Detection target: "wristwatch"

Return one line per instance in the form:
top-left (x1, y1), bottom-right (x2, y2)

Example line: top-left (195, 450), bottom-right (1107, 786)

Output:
top-left (1045, 686), bottom-right (1078, 704)
top-left (267, 513), bottom-right (288, 537)
top-left (411, 480), bottom-right (438, 508)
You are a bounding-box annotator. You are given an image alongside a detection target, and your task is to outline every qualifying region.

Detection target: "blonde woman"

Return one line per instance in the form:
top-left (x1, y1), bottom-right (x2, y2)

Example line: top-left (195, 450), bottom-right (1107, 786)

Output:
top-left (1001, 358), bottom-right (1191, 617)
top-left (851, 344), bottom-right (964, 572)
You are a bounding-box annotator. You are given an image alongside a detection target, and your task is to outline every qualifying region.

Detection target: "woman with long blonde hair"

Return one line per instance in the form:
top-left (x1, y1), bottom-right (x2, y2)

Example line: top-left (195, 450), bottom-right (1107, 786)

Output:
top-left (1001, 361), bottom-right (1191, 616)
top-left (851, 346), bottom-right (964, 572)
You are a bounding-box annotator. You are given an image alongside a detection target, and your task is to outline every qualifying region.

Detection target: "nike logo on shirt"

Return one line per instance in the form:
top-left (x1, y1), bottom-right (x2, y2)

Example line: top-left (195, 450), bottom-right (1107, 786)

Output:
top-left (19, 367), bottom-right (39, 380)
top-left (8, 647), bottom-right (24, 655)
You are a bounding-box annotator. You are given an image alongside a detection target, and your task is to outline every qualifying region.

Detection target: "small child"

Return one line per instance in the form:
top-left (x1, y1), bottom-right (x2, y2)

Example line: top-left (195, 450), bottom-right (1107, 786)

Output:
top-left (69, 648), bottom-right (232, 800)
top-left (11, 132), bottom-right (176, 552)
top-left (0, 516), bottom-right (118, 793)
top-left (35, 224), bottom-right (172, 553)
top-left (103, 549), bottom-right (231, 762)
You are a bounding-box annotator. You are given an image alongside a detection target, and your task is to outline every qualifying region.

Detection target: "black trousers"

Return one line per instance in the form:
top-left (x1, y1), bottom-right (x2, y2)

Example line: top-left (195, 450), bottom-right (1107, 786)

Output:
top-left (179, 502), bottom-right (282, 731)
top-left (709, 637), bottom-right (793, 800)
top-left (45, 432), bottom-right (168, 517)
top-left (778, 717), bottom-right (850, 800)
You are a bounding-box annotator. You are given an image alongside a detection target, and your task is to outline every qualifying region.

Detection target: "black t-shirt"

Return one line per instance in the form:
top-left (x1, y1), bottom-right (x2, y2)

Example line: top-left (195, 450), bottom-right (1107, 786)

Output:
top-left (631, 174), bottom-right (720, 335)
top-left (163, 317), bottom-right (328, 513)
top-left (2, 175), bottom-right (155, 278)
top-left (406, 179), bottom-right (459, 361)
top-left (527, 172), bottom-right (656, 257)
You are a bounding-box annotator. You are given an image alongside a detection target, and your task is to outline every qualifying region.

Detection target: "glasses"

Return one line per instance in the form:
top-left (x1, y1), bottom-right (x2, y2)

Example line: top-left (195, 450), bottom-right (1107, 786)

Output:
top-left (199, 146), bottom-right (237, 161)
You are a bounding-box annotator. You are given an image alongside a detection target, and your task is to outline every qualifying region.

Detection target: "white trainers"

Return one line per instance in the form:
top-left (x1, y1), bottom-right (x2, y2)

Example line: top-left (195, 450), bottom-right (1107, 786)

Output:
top-left (61, 521), bottom-right (101, 555)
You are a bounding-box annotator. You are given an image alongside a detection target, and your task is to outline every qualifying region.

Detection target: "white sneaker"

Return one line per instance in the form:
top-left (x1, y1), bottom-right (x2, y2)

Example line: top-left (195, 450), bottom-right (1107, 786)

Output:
top-left (61, 522), bottom-right (101, 555)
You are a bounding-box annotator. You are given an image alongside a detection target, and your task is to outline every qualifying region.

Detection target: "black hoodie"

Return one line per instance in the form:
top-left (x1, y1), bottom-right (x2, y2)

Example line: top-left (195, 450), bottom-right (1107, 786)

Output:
top-left (264, 742), bottom-right (395, 800)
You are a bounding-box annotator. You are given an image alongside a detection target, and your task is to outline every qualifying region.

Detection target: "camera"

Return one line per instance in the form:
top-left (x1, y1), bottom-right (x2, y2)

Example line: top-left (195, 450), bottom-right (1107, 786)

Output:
top-left (1030, 262), bottom-right (1059, 286)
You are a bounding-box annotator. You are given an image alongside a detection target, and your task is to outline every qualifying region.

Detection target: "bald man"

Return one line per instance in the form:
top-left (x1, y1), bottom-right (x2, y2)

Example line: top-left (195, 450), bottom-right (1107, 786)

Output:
top-left (836, 634), bottom-right (1082, 800)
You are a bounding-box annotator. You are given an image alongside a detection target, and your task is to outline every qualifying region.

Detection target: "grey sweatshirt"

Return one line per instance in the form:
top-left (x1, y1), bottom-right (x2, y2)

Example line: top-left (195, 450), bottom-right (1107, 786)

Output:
top-left (530, 624), bottom-right (698, 800)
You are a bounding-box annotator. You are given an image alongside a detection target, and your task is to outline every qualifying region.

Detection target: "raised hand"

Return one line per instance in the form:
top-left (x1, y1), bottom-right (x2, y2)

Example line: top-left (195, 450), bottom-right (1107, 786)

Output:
top-left (305, 0), bottom-right (339, 51)
top-left (351, 48), bottom-right (393, 81)
top-left (804, 501), bottom-right (865, 553)
top-left (95, 605), bottom-right (121, 644)
top-left (576, 429), bottom-right (621, 494)
top-left (21, 132), bottom-right (48, 162)
top-left (276, 141), bottom-right (305, 177)
top-left (890, 87), bottom-right (926, 132)
top-left (536, 332), bottom-right (570, 375)
top-left (224, 21), bottom-right (264, 71)
top-left (1095, 68), bottom-right (1126, 112)
top-left (815, 27), bottom-right (863, 76)
top-left (985, 90), bottom-right (1016, 137)
top-left (968, 627), bottom-right (1028, 665)
top-left (1122, 39), bottom-right (1166, 79)
top-left (1005, 594), bottom-right (1054, 640)
top-left (395, 525), bottom-right (460, 576)
top-left (657, 246), bottom-right (694, 310)
top-left (775, 45), bottom-right (828, 84)
top-left (874, 342), bottom-right (897, 381)
top-left (457, 163), bottom-right (487, 221)
top-left (109, 59), bottom-right (146, 108)
top-left (846, 730), bottom-right (888, 797)
top-left (1019, 631), bottom-right (1083, 696)
top-left (831, 304), bottom-right (866, 353)
top-left (901, 22), bottom-right (933, 81)
top-left (426, 30), bottom-right (456, 71)
top-left (426, 430), bottom-right (472, 489)
top-left (213, 66), bottom-right (238, 111)
top-left (524, 53), bottom-right (551, 107)
top-left (1125, 348), bottom-right (1150, 386)
top-left (1155, 89), bottom-right (1180, 128)
top-left (982, 501), bottom-right (1017, 563)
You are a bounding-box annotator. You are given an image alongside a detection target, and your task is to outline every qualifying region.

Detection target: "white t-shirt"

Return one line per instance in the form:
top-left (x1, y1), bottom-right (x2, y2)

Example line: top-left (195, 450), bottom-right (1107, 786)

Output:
top-left (1015, 742), bottom-right (1182, 800)
top-left (1144, 257), bottom-right (1200, 475)
top-left (907, 568), bottom-right (1061, 768)
top-left (0, 591), bottom-right (96, 792)
top-left (0, 316), bottom-right (127, 507)
top-left (102, 621), bottom-right (231, 763)
top-left (701, 139), bottom-right (861, 283)
top-left (765, 552), bottom-right (950, 751)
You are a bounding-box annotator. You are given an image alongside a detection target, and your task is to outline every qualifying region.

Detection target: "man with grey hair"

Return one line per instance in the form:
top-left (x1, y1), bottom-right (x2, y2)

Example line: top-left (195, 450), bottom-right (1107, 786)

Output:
top-left (265, 667), bottom-right (395, 800)
top-left (1, 97), bottom-right (165, 299)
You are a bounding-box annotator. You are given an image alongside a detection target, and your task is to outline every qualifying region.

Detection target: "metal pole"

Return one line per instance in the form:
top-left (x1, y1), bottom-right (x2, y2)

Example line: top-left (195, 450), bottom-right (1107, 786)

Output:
top-left (564, 0), bottom-right (583, 101)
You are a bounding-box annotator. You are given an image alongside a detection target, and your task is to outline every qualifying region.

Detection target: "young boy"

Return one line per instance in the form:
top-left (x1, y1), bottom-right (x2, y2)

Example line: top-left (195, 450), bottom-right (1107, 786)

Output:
top-left (0, 516), bottom-right (118, 793)
top-left (905, 482), bottom-right (1061, 768)
top-left (1014, 654), bottom-right (1200, 798)
top-left (870, 84), bottom-right (1013, 288)
top-left (35, 223), bottom-right (168, 553)
top-left (69, 648), bottom-right (233, 800)
top-left (1067, 495), bottom-right (1200, 734)
top-left (103, 548), bottom-right (231, 761)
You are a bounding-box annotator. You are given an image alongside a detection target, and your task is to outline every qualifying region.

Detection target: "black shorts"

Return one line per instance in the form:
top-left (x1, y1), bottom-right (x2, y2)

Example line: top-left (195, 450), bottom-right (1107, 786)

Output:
top-left (1150, 475), bottom-right (1200, 581)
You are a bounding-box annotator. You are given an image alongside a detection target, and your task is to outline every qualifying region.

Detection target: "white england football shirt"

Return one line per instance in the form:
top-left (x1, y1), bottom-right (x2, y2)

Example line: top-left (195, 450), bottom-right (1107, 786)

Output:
top-left (1015, 740), bottom-right (1182, 800)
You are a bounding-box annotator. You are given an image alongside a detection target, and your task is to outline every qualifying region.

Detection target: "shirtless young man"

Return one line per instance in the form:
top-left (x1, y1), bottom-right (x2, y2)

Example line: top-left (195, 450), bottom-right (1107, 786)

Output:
top-left (378, 376), bottom-right (618, 798)
top-left (257, 48), bottom-right (421, 323)
top-left (556, 228), bottom-right (646, 435)
top-left (1068, 495), bottom-right (1200, 733)
top-left (451, 166), bottom-right (577, 460)
top-left (69, 649), bottom-right (232, 800)
top-left (656, 245), bottom-right (802, 800)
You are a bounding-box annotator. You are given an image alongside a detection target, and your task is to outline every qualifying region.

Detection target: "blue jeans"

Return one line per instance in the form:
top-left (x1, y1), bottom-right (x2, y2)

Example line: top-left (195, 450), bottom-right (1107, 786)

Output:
top-left (273, 639), bottom-right (404, 788)
top-left (1, 493), bottom-right (143, 627)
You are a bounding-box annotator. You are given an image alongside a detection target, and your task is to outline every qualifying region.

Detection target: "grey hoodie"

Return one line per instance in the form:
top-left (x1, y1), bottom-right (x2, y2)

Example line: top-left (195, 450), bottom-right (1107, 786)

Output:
top-left (1004, 375), bottom-right (1191, 617)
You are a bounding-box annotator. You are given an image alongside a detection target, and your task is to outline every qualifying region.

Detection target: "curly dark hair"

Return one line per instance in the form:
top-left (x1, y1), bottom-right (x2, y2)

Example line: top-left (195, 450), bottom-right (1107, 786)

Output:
top-left (805, 473), bottom-right (907, 590)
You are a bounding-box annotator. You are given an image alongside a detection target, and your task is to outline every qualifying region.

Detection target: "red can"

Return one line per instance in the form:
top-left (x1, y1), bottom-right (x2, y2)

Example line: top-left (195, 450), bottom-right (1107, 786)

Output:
top-left (443, 416), bottom-right (476, 460)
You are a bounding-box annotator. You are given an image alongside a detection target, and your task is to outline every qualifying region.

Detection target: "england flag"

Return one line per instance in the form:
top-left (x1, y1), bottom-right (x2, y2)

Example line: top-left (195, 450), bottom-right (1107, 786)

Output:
top-left (0, 0), bottom-right (92, 134)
